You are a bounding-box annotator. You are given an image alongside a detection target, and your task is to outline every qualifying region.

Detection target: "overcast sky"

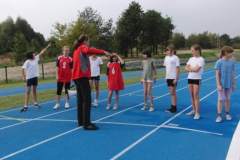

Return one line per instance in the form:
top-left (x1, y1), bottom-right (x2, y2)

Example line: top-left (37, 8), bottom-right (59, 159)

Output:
top-left (0, 0), bottom-right (239, 39)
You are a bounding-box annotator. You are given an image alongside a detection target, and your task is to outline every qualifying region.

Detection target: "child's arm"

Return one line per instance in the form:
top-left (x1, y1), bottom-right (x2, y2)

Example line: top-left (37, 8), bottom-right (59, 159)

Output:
top-left (232, 63), bottom-right (236, 91)
top-left (152, 61), bottom-right (157, 81)
top-left (114, 53), bottom-right (124, 64)
top-left (191, 66), bottom-right (202, 72)
top-left (22, 69), bottom-right (26, 82)
top-left (216, 70), bottom-right (222, 91)
top-left (38, 43), bottom-right (51, 57)
top-left (174, 67), bottom-right (180, 84)
top-left (185, 65), bottom-right (192, 72)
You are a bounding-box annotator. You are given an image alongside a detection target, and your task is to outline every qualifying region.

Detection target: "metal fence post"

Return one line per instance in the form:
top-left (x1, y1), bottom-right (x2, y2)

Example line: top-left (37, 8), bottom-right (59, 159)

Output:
top-left (5, 66), bottom-right (8, 83)
top-left (42, 63), bottom-right (45, 80)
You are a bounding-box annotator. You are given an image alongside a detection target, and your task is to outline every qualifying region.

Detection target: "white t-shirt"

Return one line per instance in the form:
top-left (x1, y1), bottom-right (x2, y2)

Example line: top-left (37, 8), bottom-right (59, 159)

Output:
top-left (186, 56), bottom-right (205, 79)
top-left (90, 56), bottom-right (103, 77)
top-left (163, 55), bottom-right (180, 79)
top-left (22, 55), bottom-right (40, 80)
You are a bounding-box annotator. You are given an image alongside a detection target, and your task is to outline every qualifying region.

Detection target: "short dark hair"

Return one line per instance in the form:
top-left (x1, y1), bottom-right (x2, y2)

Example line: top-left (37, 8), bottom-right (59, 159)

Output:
top-left (109, 55), bottom-right (118, 62)
top-left (26, 51), bottom-right (34, 60)
top-left (73, 34), bottom-right (89, 50)
top-left (142, 48), bottom-right (152, 58)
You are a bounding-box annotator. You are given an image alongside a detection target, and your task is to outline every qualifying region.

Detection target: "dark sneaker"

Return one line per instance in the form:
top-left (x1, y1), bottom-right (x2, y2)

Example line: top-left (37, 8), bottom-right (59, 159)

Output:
top-left (34, 103), bottom-right (41, 108)
top-left (84, 123), bottom-right (99, 130)
top-left (166, 106), bottom-right (177, 113)
top-left (20, 107), bottom-right (28, 112)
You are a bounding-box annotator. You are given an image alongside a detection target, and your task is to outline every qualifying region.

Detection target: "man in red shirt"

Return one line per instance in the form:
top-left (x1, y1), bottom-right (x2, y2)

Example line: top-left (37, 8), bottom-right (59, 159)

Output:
top-left (54, 46), bottom-right (73, 110)
top-left (72, 35), bottom-right (111, 130)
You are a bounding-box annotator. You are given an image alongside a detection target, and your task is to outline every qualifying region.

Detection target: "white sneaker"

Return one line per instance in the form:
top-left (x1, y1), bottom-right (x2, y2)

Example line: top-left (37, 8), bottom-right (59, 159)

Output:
top-left (186, 110), bottom-right (195, 116)
top-left (113, 104), bottom-right (118, 110)
top-left (92, 99), bottom-right (98, 107)
top-left (53, 103), bottom-right (60, 110)
top-left (141, 104), bottom-right (147, 111)
top-left (193, 113), bottom-right (201, 120)
top-left (216, 115), bottom-right (223, 123)
top-left (226, 114), bottom-right (232, 121)
top-left (106, 104), bottom-right (111, 110)
top-left (64, 102), bottom-right (70, 109)
top-left (149, 107), bottom-right (154, 112)
top-left (68, 90), bottom-right (77, 96)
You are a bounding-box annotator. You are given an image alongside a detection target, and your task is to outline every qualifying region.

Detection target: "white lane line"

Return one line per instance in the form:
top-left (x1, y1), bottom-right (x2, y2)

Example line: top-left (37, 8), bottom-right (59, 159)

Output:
top-left (163, 125), bottom-right (223, 136)
top-left (110, 74), bottom-right (240, 160)
top-left (96, 121), bottom-right (158, 128)
top-left (0, 115), bottom-right (25, 122)
top-left (0, 69), bottom-right (215, 115)
top-left (110, 89), bottom-right (217, 160)
top-left (18, 119), bottom-right (223, 136)
top-left (0, 75), bottom-right (216, 160)
top-left (226, 121), bottom-right (240, 160)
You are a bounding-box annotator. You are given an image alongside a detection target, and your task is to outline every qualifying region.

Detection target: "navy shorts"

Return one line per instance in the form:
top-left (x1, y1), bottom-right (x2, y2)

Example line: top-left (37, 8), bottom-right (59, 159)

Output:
top-left (188, 79), bottom-right (201, 85)
top-left (90, 76), bottom-right (100, 81)
top-left (166, 79), bottom-right (177, 87)
top-left (26, 77), bottom-right (38, 86)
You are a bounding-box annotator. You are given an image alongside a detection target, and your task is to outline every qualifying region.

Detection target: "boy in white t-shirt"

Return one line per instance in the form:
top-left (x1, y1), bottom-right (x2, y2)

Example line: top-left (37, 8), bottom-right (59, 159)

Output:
top-left (185, 44), bottom-right (205, 120)
top-left (89, 54), bottom-right (103, 107)
top-left (163, 45), bottom-right (180, 113)
top-left (20, 44), bottom-right (51, 112)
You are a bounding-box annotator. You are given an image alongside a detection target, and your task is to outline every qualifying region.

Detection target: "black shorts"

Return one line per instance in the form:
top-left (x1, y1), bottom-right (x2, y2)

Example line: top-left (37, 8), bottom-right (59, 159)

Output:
top-left (188, 79), bottom-right (201, 85)
top-left (26, 77), bottom-right (38, 86)
top-left (166, 79), bottom-right (177, 87)
top-left (90, 76), bottom-right (100, 81)
top-left (57, 82), bottom-right (71, 95)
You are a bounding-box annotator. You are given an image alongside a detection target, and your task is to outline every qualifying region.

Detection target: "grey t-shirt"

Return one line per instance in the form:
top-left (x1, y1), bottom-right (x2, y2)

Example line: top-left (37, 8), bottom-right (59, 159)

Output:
top-left (142, 59), bottom-right (155, 81)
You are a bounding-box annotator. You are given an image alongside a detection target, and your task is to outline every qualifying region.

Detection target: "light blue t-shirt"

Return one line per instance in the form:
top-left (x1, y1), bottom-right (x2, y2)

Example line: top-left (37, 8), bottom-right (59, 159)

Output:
top-left (215, 59), bottom-right (235, 89)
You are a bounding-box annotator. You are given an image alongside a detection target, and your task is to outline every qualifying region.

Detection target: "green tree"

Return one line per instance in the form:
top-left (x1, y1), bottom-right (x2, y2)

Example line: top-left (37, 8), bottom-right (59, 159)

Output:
top-left (0, 17), bottom-right (15, 54)
top-left (170, 33), bottom-right (186, 49)
top-left (115, 1), bottom-right (143, 56)
top-left (12, 32), bottom-right (28, 63)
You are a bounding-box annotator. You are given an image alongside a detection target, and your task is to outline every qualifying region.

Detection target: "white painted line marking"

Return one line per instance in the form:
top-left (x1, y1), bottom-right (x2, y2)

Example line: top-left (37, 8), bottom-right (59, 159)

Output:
top-left (163, 125), bottom-right (223, 136)
top-left (226, 121), bottom-right (240, 160)
top-left (110, 90), bottom-right (217, 160)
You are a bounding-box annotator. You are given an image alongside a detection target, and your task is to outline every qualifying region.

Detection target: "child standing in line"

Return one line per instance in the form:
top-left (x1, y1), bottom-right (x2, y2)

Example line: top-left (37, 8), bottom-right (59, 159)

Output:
top-left (20, 44), bottom-right (51, 112)
top-left (185, 44), bottom-right (205, 120)
top-left (53, 46), bottom-right (73, 110)
top-left (106, 53), bottom-right (124, 110)
top-left (215, 46), bottom-right (236, 123)
top-left (164, 45), bottom-right (180, 113)
top-left (141, 49), bottom-right (157, 112)
top-left (89, 54), bottom-right (103, 107)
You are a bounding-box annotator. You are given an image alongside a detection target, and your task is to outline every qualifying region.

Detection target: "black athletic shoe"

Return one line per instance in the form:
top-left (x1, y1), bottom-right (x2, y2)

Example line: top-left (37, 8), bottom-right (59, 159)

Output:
top-left (34, 103), bottom-right (41, 108)
top-left (166, 106), bottom-right (177, 113)
top-left (20, 107), bottom-right (28, 112)
top-left (84, 123), bottom-right (99, 130)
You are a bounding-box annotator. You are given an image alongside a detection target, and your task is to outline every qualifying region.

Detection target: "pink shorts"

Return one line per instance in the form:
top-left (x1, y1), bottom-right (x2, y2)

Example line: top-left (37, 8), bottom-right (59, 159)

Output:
top-left (218, 88), bottom-right (232, 101)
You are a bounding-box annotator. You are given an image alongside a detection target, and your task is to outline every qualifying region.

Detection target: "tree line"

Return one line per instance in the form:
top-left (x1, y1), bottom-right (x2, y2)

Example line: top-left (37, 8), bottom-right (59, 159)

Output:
top-left (0, 17), bottom-right (46, 63)
top-left (0, 1), bottom-right (239, 64)
top-left (171, 32), bottom-right (240, 49)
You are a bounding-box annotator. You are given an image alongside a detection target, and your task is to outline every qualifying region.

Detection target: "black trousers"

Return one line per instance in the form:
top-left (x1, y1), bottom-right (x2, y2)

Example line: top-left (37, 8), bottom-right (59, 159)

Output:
top-left (74, 78), bottom-right (92, 127)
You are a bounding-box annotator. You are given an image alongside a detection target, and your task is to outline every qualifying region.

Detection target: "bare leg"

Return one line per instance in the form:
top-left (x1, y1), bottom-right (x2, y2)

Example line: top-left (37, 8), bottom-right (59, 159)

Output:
top-left (24, 86), bottom-right (31, 107)
top-left (147, 82), bottom-right (153, 106)
top-left (143, 82), bottom-right (148, 105)
top-left (107, 90), bottom-right (113, 105)
top-left (217, 100), bottom-right (223, 114)
top-left (95, 80), bottom-right (100, 101)
top-left (32, 85), bottom-right (38, 104)
top-left (169, 86), bottom-right (177, 106)
top-left (193, 84), bottom-right (200, 115)
top-left (189, 84), bottom-right (195, 112)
